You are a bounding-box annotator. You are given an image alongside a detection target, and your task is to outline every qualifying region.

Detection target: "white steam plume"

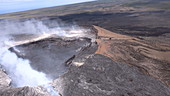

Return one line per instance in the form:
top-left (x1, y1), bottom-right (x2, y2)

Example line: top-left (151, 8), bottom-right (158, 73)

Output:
top-left (0, 19), bottom-right (94, 95)
top-left (0, 19), bottom-right (94, 40)
top-left (0, 36), bottom-right (60, 95)
top-left (0, 36), bottom-right (51, 87)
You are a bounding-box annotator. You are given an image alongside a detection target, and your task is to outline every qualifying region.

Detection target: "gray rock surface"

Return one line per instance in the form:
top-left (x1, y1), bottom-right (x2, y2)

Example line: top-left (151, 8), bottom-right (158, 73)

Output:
top-left (1, 37), bottom-right (170, 96)
top-left (0, 86), bottom-right (50, 96)
top-left (10, 37), bottom-right (92, 79)
top-left (0, 69), bottom-right (11, 90)
top-left (53, 54), bottom-right (170, 96)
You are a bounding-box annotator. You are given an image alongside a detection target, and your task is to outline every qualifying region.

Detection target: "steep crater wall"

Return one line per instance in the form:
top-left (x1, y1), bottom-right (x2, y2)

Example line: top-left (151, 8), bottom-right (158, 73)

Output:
top-left (9, 37), bottom-right (92, 81)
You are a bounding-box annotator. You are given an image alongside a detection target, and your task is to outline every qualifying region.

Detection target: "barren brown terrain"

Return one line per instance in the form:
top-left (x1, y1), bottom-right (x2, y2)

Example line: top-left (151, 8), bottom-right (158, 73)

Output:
top-left (94, 25), bottom-right (170, 86)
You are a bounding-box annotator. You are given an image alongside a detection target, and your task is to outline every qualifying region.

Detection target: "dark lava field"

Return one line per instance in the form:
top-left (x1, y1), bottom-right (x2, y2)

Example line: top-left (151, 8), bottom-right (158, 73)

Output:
top-left (0, 0), bottom-right (170, 96)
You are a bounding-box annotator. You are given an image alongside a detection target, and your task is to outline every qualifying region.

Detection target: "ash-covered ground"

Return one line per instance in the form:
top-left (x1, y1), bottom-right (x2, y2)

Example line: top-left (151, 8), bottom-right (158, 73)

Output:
top-left (0, 0), bottom-right (170, 96)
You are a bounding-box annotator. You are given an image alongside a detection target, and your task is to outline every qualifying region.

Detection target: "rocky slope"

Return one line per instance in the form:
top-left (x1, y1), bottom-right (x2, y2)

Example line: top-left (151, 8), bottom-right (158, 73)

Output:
top-left (94, 26), bottom-right (170, 86)
top-left (0, 0), bottom-right (170, 96)
top-left (0, 26), bottom-right (170, 96)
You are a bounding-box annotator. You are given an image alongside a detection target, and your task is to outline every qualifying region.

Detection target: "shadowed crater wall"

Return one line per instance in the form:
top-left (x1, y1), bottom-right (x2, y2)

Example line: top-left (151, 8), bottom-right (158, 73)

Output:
top-left (10, 37), bottom-right (92, 80)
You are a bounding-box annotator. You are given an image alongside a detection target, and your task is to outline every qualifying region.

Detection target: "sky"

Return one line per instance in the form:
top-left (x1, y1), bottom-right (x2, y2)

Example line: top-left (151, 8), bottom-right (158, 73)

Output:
top-left (0, 0), bottom-right (96, 14)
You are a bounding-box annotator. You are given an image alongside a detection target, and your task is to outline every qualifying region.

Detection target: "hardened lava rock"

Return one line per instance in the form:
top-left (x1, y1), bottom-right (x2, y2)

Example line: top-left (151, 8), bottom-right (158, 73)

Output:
top-left (53, 54), bottom-right (170, 96)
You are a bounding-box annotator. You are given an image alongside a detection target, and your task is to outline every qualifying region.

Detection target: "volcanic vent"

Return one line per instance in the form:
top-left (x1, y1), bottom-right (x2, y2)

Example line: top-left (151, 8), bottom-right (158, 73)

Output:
top-left (0, 20), bottom-right (95, 95)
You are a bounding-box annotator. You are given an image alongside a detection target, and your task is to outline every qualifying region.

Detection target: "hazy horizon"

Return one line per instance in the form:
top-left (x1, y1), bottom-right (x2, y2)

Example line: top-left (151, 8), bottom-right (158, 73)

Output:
top-left (0, 0), bottom-right (96, 14)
